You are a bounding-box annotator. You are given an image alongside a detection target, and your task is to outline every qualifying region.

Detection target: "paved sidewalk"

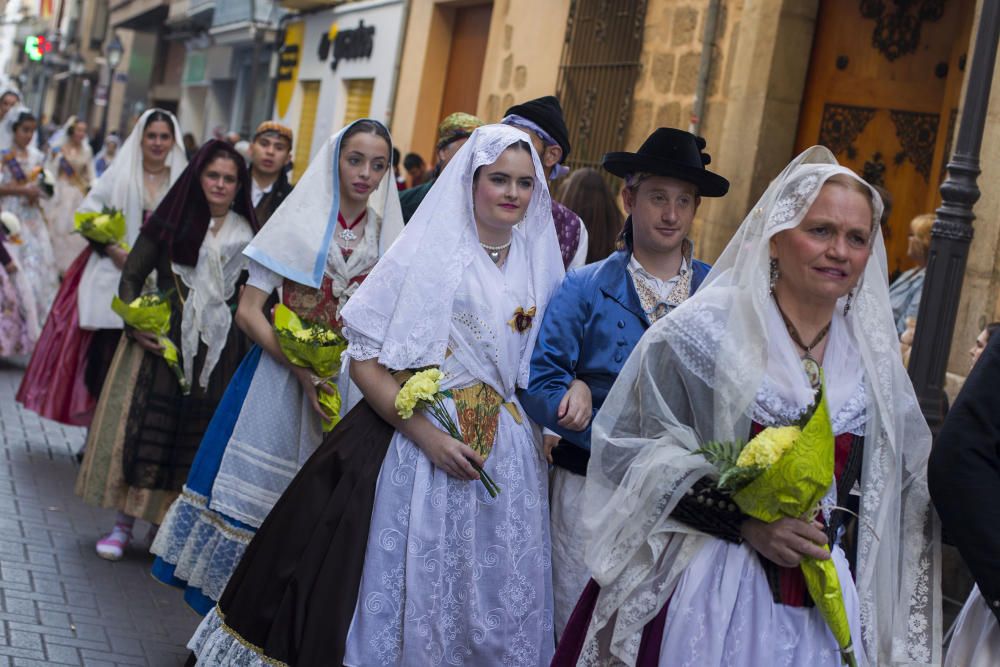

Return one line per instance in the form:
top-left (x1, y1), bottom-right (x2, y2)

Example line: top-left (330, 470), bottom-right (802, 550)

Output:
top-left (0, 361), bottom-right (199, 666)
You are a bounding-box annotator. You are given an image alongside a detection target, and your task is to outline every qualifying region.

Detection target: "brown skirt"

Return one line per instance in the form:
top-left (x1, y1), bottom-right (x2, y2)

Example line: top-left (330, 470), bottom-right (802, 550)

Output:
top-left (205, 398), bottom-right (395, 665)
top-left (74, 336), bottom-right (178, 523)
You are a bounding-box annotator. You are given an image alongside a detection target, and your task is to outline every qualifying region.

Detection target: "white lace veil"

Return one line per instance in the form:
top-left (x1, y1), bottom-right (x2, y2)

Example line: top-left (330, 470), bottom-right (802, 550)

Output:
top-left (243, 119), bottom-right (404, 288)
top-left (79, 108), bottom-right (187, 242)
top-left (580, 146), bottom-right (940, 665)
top-left (340, 123), bottom-right (565, 385)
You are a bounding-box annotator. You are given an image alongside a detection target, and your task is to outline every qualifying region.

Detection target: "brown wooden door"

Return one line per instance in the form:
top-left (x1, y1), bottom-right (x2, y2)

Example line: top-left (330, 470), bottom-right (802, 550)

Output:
top-left (795, 0), bottom-right (973, 276)
top-left (438, 3), bottom-right (492, 124)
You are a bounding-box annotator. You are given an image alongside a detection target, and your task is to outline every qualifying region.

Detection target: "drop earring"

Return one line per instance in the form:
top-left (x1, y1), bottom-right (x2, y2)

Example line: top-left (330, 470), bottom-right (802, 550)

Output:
top-left (769, 258), bottom-right (779, 294)
top-left (844, 289), bottom-right (854, 316)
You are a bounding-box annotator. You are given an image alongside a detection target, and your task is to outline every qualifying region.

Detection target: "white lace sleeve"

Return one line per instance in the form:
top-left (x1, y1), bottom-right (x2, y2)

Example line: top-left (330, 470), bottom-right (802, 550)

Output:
top-left (343, 325), bottom-right (382, 362)
top-left (246, 259), bottom-right (283, 293)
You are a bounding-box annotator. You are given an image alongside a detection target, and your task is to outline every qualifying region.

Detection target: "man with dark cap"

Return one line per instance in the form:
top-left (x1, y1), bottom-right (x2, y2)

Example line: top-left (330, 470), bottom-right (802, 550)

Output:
top-left (248, 121), bottom-right (294, 225)
top-left (502, 95), bottom-right (587, 270)
top-left (399, 111), bottom-right (484, 221)
top-left (519, 127), bottom-right (729, 637)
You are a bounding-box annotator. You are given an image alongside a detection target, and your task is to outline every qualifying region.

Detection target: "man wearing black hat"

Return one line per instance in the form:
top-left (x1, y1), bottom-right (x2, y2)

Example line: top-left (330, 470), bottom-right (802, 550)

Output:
top-left (502, 96), bottom-right (588, 270)
top-left (519, 127), bottom-right (729, 637)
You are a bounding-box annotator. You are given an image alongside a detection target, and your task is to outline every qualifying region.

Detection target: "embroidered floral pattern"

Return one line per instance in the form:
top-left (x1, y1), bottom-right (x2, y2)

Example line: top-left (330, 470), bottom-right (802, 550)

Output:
top-left (450, 383), bottom-right (503, 460)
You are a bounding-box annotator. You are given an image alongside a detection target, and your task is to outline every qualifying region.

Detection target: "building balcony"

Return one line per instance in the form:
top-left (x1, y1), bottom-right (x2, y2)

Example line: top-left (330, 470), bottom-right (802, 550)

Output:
top-left (212, 0), bottom-right (277, 27)
top-left (279, 0), bottom-right (345, 11)
top-left (109, 0), bottom-right (170, 30)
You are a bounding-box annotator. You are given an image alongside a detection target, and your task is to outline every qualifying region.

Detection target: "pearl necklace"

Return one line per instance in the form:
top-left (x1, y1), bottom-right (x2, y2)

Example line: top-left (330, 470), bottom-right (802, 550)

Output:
top-left (480, 239), bottom-right (512, 264)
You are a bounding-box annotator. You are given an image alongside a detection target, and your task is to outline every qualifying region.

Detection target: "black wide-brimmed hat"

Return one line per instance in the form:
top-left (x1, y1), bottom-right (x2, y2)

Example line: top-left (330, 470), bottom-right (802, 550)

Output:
top-left (602, 127), bottom-right (729, 197)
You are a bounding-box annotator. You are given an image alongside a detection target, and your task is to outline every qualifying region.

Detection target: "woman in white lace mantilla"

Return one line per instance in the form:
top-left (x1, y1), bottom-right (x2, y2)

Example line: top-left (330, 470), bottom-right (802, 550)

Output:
top-left (554, 147), bottom-right (940, 666)
top-left (150, 119), bottom-right (404, 615)
top-left (188, 124), bottom-right (565, 666)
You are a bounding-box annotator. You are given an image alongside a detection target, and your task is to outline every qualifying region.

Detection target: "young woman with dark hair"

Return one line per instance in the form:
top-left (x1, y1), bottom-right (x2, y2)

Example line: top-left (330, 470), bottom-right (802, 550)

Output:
top-left (17, 109), bottom-right (188, 429)
top-left (75, 140), bottom-right (259, 562)
top-left (150, 119), bottom-right (404, 614)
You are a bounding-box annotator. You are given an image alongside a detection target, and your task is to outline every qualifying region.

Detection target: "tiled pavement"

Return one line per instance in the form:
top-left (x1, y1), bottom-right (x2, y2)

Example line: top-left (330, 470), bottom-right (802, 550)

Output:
top-left (0, 361), bottom-right (199, 666)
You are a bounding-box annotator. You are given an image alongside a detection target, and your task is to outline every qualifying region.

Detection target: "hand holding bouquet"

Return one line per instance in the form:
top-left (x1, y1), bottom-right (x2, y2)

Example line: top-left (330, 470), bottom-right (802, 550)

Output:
top-left (395, 369), bottom-right (502, 497)
top-left (111, 293), bottom-right (189, 394)
top-left (74, 207), bottom-right (127, 248)
top-left (273, 304), bottom-right (347, 432)
top-left (695, 383), bottom-right (857, 667)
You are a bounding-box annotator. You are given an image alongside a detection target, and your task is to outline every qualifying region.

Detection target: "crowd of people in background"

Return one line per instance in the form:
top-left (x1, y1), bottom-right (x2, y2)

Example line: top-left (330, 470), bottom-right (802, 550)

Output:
top-left (0, 72), bottom-right (995, 667)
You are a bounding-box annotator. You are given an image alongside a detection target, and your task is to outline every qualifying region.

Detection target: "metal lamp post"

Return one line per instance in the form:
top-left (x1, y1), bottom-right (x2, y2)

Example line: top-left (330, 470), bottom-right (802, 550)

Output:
top-left (98, 34), bottom-right (124, 144)
top-left (907, 1), bottom-right (1000, 435)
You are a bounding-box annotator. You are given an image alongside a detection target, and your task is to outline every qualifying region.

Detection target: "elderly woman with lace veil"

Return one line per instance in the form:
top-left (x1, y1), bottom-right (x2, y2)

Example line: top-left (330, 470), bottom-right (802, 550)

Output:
top-left (75, 140), bottom-right (260, 562)
top-left (187, 124), bottom-right (564, 666)
top-left (553, 146), bottom-right (940, 666)
top-left (149, 119), bottom-right (403, 615)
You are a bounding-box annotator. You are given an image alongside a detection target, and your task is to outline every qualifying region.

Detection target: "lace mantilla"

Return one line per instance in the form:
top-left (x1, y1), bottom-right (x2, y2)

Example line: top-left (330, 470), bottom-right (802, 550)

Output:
top-left (749, 375), bottom-right (868, 435)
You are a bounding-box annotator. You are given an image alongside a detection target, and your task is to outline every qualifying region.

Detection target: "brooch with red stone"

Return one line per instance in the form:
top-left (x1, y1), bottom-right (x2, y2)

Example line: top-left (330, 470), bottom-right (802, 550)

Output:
top-left (508, 306), bottom-right (536, 333)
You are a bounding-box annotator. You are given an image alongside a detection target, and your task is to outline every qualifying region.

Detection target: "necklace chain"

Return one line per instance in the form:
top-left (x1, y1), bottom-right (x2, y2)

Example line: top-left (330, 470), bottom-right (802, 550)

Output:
top-left (773, 296), bottom-right (831, 354)
top-left (773, 296), bottom-right (830, 390)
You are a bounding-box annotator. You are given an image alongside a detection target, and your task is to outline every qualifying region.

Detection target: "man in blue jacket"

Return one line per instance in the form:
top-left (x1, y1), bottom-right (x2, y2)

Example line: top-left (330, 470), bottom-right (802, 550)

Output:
top-left (519, 127), bottom-right (729, 636)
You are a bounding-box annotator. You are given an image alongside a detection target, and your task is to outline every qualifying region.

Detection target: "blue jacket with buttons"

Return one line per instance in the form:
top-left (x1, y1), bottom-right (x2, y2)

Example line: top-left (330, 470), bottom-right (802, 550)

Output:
top-left (518, 248), bottom-right (710, 475)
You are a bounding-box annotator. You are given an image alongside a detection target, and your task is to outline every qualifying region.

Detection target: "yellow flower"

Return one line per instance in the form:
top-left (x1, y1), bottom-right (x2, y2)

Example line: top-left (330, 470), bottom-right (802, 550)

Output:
top-left (94, 214), bottom-right (111, 228)
top-left (406, 368), bottom-right (442, 402)
top-left (736, 425), bottom-right (801, 468)
top-left (395, 385), bottom-right (416, 420)
top-left (395, 368), bottom-right (443, 420)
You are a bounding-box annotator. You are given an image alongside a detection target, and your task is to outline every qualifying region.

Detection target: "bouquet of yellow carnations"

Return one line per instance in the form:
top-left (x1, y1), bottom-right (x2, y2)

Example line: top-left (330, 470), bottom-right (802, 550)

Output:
top-left (74, 207), bottom-right (127, 248)
top-left (111, 293), bottom-right (189, 394)
top-left (695, 383), bottom-right (857, 667)
top-left (395, 368), bottom-right (502, 497)
top-left (273, 304), bottom-right (347, 432)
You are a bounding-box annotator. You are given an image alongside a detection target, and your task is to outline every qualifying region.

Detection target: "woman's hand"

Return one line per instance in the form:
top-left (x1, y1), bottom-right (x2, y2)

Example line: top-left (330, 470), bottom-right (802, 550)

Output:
top-left (542, 433), bottom-right (560, 464)
top-left (291, 365), bottom-right (334, 421)
top-left (557, 379), bottom-right (592, 431)
top-left (740, 516), bottom-right (830, 567)
top-left (106, 244), bottom-right (129, 270)
top-left (417, 428), bottom-right (485, 481)
top-left (132, 330), bottom-right (164, 355)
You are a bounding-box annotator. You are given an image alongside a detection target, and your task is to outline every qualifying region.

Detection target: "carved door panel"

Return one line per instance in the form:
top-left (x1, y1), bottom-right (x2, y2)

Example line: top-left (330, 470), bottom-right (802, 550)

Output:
top-left (795, 0), bottom-right (973, 276)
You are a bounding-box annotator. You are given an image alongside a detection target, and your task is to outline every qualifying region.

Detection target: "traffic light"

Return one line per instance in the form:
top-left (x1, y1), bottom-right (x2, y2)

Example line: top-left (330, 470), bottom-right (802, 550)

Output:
top-left (24, 35), bottom-right (52, 62)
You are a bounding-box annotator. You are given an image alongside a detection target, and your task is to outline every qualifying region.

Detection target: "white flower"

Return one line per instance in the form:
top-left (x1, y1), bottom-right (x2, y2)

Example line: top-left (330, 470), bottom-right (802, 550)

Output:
top-left (0, 211), bottom-right (20, 235)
